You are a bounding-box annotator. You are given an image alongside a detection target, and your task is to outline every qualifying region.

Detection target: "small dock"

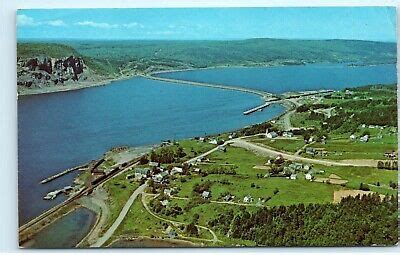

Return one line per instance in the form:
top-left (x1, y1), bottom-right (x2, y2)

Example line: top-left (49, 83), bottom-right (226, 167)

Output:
top-left (40, 164), bottom-right (88, 184)
top-left (43, 186), bottom-right (73, 200)
top-left (243, 102), bottom-right (271, 115)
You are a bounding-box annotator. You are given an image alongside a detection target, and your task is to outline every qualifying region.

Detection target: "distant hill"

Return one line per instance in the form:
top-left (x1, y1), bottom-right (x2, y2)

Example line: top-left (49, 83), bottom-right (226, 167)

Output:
top-left (67, 38), bottom-right (396, 73)
top-left (17, 38), bottom-right (396, 93)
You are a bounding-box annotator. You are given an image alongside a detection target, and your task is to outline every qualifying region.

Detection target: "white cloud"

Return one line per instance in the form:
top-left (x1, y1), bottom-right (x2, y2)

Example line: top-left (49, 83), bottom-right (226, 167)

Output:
top-left (17, 14), bottom-right (39, 26)
top-left (122, 22), bottom-right (139, 28)
top-left (147, 30), bottom-right (176, 35)
top-left (76, 21), bottom-right (119, 29)
top-left (75, 20), bottom-right (144, 29)
top-left (47, 20), bottom-right (66, 27)
top-left (17, 14), bottom-right (68, 27)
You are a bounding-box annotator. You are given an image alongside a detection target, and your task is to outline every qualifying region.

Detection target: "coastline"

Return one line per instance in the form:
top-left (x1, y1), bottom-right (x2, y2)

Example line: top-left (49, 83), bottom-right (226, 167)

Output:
top-left (18, 63), bottom-right (279, 97)
top-left (16, 62), bottom-right (316, 97)
top-left (17, 74), bottom-right (137, 97)
top-left (18, 61), bottom-right (395, 97)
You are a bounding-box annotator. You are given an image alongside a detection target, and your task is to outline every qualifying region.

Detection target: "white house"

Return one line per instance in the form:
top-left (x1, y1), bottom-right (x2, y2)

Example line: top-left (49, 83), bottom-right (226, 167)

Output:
top-left (223, 194), bottom-right (233, 202)
top-left (171, 167), bottom-right (183, 175)
top-left (202, 191), bottom-right (211, 199)
top-left (243, 195), bottom-right (253, 203)
top-left (153, 172), bottom-right (169, 183)
top-left (161, 200), bottom-right (170, 207)
top-left (134, 168), bottom-right (150, 180)
top-left (165, 226), bottom-right (176, 239)
top-left (266, 131), bottom-right (278, 139)
top-left (350, 134), bottom-right (356, 141)
top-left (193, 168), bottom-right (201, 173)
top-left (164, 189), bottom-right (172, 196)
top-left (209, 139), bottom-right (218, 145)
top-left (282, 132), bottom-right (293, 138)
top-left (149, 162), bottom-right (159, 167)
top-left (290, 174), bottom-right (297, 180)
top-left (305, 173), bottom-right (313, 180)
top-left (359, 135), bottom-right (369, 143)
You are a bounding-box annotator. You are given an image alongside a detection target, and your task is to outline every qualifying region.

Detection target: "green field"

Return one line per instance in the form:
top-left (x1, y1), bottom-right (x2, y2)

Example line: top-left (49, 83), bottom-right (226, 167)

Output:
top-left (314, 165), bottom-right (397, 195)
top-left (112, 196), bottom-right (166, 240)
top-left (290, 112), bottom-right (321, 128)
top-left (102, 168), bottom-right (140, 232)
top-left (170, 146), bottom-right (339, 205)
top-left (305, 134), bottom-right (397, 160)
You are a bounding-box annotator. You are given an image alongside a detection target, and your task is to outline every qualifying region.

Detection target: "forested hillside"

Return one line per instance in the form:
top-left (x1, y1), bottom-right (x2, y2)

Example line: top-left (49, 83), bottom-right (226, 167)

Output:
top-left (209, 194), bottom-right (398, 246)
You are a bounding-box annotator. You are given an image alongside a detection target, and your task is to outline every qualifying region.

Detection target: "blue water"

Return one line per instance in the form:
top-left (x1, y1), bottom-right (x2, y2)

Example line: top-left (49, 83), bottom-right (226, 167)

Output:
top-left (156, 64), bottom-right (397, 93)
top-left (18, 77), bottom-right (285, 225)
top-left (25, 207), bottom-right (96, 248)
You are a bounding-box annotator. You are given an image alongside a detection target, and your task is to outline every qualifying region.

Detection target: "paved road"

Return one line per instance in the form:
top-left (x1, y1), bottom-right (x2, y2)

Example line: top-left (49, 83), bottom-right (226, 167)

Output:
top-left (91, 183), bottom-right (147, 248)
top-left (232, 138), bottom-right (376, 167)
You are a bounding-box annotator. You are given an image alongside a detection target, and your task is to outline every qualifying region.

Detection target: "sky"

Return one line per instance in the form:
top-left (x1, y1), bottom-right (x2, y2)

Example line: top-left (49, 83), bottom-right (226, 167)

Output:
top-left (17, 7), bottom-right (397, 42)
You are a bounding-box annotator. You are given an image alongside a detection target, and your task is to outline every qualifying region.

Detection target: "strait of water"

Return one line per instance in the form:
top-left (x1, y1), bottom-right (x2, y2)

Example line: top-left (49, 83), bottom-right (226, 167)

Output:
top-left (156, 64), bottom-right (396, 93)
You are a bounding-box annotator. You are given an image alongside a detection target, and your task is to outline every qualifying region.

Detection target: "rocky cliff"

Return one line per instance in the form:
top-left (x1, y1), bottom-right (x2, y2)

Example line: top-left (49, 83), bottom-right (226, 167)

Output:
top-left (17, 56), bottom-right (88, 88)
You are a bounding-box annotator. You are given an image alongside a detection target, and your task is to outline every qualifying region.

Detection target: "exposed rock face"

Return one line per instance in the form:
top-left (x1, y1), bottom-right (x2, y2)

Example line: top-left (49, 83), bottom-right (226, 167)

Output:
top-left (17, 56), bottom-right (87, 88)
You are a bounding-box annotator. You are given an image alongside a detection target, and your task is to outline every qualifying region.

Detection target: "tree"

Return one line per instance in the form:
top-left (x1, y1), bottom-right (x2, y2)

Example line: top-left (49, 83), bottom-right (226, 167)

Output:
top-left (139, 155), bottom-right (149, 165)
top-left (185, 223), bottom-right (199, 236)
top-left (192, 213), bottom-right (200, 224)
top-left (182, 163), bottom-right (190, 175)
top-left (389, 180), bottom-right (397, 189)
top-left (176, 146), bottom-right (186, 158)
top-left (359, 182), bottom-right (370, 191)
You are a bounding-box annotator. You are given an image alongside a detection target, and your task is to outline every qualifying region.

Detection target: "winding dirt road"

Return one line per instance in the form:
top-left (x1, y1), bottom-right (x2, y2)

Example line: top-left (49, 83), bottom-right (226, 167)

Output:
top-left (141, 194), bottom-right (220, 243)
top-left (232, 138), bottom-right (377, 167)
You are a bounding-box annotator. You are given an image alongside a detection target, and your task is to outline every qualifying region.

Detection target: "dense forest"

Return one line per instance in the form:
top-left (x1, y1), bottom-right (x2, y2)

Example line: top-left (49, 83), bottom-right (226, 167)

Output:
top-left (208, 194), bottom-right (398, 246)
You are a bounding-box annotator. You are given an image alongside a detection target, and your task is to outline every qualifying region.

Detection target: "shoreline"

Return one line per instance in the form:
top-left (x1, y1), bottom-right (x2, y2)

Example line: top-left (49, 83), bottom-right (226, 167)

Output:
top-left (18, 61), bottom-right (394, 97)
top-left (17, 73), bottom-right (138, 97)
top-left (18, 63), bottom-right (283, 97)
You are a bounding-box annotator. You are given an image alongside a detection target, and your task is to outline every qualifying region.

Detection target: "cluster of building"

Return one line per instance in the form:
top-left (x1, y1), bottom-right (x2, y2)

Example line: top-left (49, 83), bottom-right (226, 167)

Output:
top-left (265, 129), bottom-right (294, 139)
top-left (305, 147), bottom-right (327, 157)
top-left (350, 134), bottom-right (369, 143)
top-left (126, 162), bottom-right (186, 184)
top-left (283, 162), bottom-right (314, 181)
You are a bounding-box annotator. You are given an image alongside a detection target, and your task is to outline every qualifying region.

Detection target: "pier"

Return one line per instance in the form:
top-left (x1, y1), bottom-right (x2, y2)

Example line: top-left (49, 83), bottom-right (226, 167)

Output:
top-left (243, 102), bottom-right (271, 115)
top-left (40, 163), bottom-right (88, 184)
top-left (146, 75), bottom-right (333, 117)
top-left (19, 156), bottom-right (142, 245)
